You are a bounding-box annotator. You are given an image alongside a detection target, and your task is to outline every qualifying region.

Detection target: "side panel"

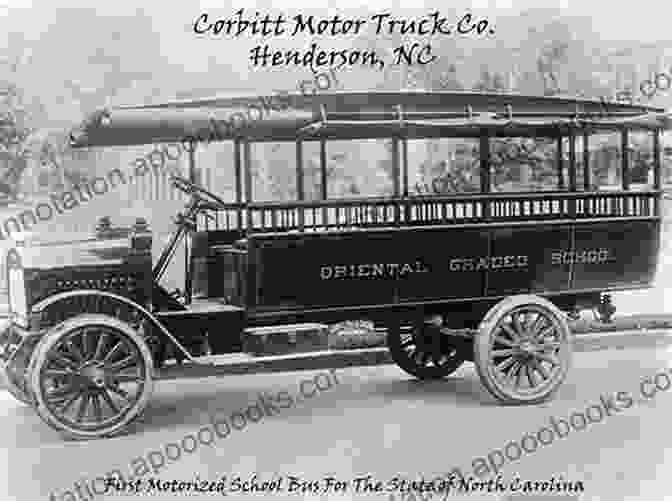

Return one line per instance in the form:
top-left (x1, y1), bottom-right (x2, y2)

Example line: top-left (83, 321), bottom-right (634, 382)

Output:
top-left (487, 225), bottom-right (572, 296)
top-left (251, 232), bottom-right (399, 309)
top-left (398, 229), bottom-right (488, 302)
top-left (570, 220), bottom-right (659, 290)
top-left (248, 220), bottom-right (659, 312)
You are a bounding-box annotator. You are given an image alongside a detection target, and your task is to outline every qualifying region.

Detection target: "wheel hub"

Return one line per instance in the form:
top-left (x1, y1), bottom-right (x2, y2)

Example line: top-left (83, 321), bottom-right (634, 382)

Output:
top-left (518, 340), bottom-right (536, 355)
top-left (78, 363), bottom-right (108, 388)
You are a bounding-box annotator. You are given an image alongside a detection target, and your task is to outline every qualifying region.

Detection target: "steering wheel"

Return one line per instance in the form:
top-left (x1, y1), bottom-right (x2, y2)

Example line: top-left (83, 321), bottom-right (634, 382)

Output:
top-left (170, 175), bottom-right (229, 210)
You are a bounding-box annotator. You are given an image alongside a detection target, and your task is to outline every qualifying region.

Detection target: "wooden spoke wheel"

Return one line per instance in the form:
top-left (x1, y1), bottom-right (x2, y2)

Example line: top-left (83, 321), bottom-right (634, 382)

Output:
top-left (388, 318), bottom-right (466, 380)
top-left (29, 314), bottom-right (154, 440)
top-left (36, 292), bottom-right (167, 369)
top-left (474, 295), bottom-right (572, 405)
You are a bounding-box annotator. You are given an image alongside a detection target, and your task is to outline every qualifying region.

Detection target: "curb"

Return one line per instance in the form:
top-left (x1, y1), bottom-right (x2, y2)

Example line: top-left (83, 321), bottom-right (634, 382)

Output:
top-left (569, 316), bottom-right (672, 334)
top-left (570, 329), bottom-right (672, 351)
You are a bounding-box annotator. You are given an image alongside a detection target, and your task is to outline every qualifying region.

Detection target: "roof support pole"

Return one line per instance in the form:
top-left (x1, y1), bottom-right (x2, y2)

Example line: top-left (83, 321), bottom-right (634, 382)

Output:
top-left (583, 130), bottom-right (591, 191)
top-left (234, 139), bottom-right (242, 229)
top-left (391, 138), bottom-right (400, 196)
top-left (188, 140), bottom-right (197, 184)
top-left (480, 133), bottom-right (490, 220)
top-left (320, 138), bottom-right (328, 226)
top-left (654, 128), bottom-right (662, 191)
top-left (296, 139), bottom-right (304, 230)
top-left (402, 137), bottom-right (409, 222)
top-left (620, 128), bottom-right (630, 217)
top-left (568, 129), bottom-right (577, 216)
top-left (391, 137), bottom-right (400, 225)
top-left (183, 139), bottom-right (198, 306)
top-left (320, 139), bottom-right (327, 200)
top-left (556, 136), bottom-right (564, 189)
top-left (402, 138), bottom-right (409, 197)
top-left (568, 130), bottom-right (577, 191)
top-left (244, 140), bottom-right (253, 232)
top-left (621, 128), bottom-right (630, 192)
top-left (653, 128), bottom-right (662, 217)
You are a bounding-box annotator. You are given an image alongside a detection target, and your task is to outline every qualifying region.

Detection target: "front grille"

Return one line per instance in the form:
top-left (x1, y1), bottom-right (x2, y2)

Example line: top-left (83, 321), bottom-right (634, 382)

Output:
top-left (25, 266), bottom-right (147, 308)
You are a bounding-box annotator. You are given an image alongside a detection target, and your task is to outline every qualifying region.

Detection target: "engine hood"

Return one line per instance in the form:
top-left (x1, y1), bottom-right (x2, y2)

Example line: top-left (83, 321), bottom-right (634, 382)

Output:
top-left (5, 229), bottom-right (140, 269)
top-left (5, 231), bottom-right (154, 319)
top-left (11, 234), bottom-right (133, 269)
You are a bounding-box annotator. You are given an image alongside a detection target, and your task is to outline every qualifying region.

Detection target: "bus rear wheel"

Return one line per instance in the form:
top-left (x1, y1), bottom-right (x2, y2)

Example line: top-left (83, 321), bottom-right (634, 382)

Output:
top-left (387, 317), bottom-right (466, 380)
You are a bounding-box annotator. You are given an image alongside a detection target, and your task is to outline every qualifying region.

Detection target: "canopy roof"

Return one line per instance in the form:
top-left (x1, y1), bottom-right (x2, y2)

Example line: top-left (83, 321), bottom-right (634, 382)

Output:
top-left (69, 91), bottom-right (672, 148)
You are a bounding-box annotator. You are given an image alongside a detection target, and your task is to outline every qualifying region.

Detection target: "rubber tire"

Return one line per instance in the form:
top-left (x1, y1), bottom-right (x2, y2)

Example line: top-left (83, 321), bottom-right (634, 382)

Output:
top-left (387, 320), bottom-right (466, 380)
top-left (0, 330), bottom-right (36, 405)
top-left (2, 362), bottom-right (33, 405)
top-left (29, 314), bottom-right (154, 440)
top-left (474, 295), bottom-right (572, 405)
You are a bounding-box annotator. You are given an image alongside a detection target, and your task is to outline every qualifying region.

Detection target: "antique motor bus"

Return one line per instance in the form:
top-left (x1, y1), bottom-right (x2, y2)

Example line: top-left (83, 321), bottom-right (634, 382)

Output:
top-left (1, 91), bottom-right (669, 439)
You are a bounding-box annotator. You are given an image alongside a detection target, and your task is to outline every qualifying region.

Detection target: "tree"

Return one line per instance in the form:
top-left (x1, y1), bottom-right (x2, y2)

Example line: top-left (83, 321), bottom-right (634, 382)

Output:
top-left (0, 81), bottom-right (36, 199)
top-left (435, 64), bottom-right (464, 91)
top-left (13, 6), bottom-right (168, 194)
top-left (537, 40), bottom-right (569, 95)
top-left (473, 67), bottom-right (508, 92)
top-left (414, 137), bottom-right (562, 195)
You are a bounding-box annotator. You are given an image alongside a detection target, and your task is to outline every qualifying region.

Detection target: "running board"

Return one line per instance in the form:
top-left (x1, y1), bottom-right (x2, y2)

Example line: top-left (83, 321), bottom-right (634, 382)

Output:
top-left (156, 348), bottom-right (391, 380)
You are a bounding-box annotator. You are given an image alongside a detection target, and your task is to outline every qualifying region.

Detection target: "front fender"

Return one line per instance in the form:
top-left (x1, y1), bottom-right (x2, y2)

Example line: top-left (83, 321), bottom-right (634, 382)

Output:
top-left (30, 289), bottom-right (196, 363)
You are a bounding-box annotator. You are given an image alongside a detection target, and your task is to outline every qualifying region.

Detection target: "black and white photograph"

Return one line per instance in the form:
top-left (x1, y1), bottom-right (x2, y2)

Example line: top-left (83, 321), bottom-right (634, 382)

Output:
top-left (1, 0), bottom-right (672, 499)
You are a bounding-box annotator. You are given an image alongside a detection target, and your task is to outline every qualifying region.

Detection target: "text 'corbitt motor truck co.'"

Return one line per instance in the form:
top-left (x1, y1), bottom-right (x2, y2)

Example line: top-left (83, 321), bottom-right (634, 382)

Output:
top-left (193, 9), bottom-right (495, 70)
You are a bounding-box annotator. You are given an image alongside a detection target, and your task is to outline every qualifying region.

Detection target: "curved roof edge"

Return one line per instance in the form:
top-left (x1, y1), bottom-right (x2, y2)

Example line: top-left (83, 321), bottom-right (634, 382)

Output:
top-left (69, 91), bottom-right (670, 148)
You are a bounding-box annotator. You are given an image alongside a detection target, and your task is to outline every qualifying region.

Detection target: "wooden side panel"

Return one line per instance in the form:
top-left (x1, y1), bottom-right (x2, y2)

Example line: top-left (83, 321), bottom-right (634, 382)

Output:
top-left (398, 228), bottom-right (488, 302)
top-left (571, 220), bottom-right (659, 290)
top-left (247, 220), bottom-right (659, 312)
top-left (252, 232), bottom-right (397, 309)
top-left (487, 226), bottom-right (572, 296)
